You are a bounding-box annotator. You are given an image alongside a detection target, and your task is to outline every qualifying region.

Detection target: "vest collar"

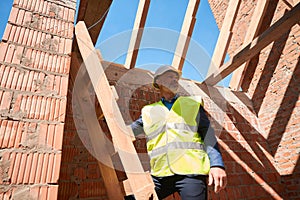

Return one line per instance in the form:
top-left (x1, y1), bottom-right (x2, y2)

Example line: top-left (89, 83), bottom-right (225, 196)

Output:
top-left (161, 93), bottom-right (179, 104)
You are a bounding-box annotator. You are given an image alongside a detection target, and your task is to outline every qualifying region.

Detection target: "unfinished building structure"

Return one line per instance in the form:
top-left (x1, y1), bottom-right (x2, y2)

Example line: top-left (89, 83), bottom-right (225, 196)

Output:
top-left (0, 0), bottom-right (299, 199)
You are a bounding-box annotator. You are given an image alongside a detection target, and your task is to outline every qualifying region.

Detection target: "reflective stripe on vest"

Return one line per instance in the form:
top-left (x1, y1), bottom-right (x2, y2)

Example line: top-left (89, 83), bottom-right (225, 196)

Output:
top-left (142, 96), bottom-right (210, 177)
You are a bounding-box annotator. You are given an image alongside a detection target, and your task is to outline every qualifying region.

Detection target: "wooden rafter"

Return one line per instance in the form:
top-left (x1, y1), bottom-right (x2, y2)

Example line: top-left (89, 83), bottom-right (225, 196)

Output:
top-left (203, 2), bottom-right (300, 86)
top-left (172, 0), bottom-right (200, 71)
top-left (125, 0), bottom-right (151, 69)
top-left (206, 0), bottom-right (241, 77)
top-left (229, 0), bottom-right (270, 90)
top-left (75, 21), bottom-right (158, 200)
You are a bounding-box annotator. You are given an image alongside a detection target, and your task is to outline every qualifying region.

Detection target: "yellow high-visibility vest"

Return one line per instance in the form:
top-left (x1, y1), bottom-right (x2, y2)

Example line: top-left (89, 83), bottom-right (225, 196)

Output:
top-left (142, 96), bottom-right (210, 177)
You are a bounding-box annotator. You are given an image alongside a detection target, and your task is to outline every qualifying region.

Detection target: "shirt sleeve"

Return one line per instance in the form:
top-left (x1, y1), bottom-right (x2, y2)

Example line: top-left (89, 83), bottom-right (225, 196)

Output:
top-left (197, 106), bottom-right (225, 169)
top-left (130, 115), bottom-right (145, 137)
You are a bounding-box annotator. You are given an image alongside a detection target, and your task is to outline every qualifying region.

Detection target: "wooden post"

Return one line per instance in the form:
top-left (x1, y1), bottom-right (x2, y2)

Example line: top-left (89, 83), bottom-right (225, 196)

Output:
top-left (206, 0), bottom-right (241, 78)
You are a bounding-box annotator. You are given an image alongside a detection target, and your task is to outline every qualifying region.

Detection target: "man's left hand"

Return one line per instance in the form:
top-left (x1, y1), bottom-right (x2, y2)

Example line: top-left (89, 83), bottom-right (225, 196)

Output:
top-left (208, 167), bottom-right (227, 193)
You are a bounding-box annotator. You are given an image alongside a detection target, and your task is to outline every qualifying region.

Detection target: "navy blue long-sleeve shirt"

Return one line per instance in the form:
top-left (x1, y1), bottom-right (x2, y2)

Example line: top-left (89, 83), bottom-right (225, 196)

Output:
top-left (131, 95), bottom-right (225, 169)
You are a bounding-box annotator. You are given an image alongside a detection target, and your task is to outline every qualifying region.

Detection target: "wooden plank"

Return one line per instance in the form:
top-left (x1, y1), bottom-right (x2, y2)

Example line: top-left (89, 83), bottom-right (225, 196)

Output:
top-left (124, 0), bottom-right (150, 69)
top-left (172, 0), bottom-right (200, 71)
top-left (206, 0), bottom-right (241, 77)
top-left (203, 2), bottom-right (300, 86)
top-left (75, 21), bottom-right (158, 200)
top-left (229, 0), bottom-right (270, 90)
top-left (71, 50), bottom-right (124, 200)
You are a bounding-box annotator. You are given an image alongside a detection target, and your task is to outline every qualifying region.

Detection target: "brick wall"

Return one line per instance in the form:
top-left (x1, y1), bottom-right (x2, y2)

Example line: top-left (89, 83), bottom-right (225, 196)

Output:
top-left (208, 0), bottom-right (300, 199)
top-left (61, 53), bottom-right (286, 199)
top-left (0, 0), bottom-right (76, 199)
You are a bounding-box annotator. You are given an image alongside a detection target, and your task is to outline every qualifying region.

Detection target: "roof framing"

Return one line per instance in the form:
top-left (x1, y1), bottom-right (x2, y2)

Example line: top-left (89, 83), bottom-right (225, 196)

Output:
top-left (203, 2), bottom-right (300, 86)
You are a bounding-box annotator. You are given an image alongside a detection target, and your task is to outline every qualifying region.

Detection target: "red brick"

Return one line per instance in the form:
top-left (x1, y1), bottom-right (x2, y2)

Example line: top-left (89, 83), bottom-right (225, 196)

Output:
top-left (54, 123), bottom-right (64, 150)
top-left (68, 9), bottom-right (75, 22)
top-left (42, 1), bottom-right (48, 15)
top-left (64, 38), bottom-right (72, 55)
top-left (51, 153), bottom-right (61, 182)
top-left (8, 152), bottom-right (16, 181)
top-left (25, 70), bottom-right (34, 91)
top-left (43, 52), bottom-right (49, 70)
top-left (47, 54), bottom-right (53, 71)
top-left (23, 153), bottom-right (33, 183)
top-left (20, 71), bottom-right (29, 91)
top-left (34, 96), bottom-right (42, 119)
top-left (8, 122), bottom-right (18, 147)
top-left (2, 120), bottom-right (13, 148)
top-left (59, 99), bottom-right (67, 122)
top-left (62, 7), bottom-right (69, 21)
top-left (33, 50), bottom-right (41, 69)
top-left (31, 71), bottom-right (39, 91)
top-left (12, 45), bottom-right (24, 64)
top-left (47, 185), bottom-right (58, 200)
top-left (16, 9), bottom-right (25, 25)
top-left (48, 98), bottom-right (56, 121)
top-left (57, 20), bottom-right (62, 36)
top-left (58, 38), bottom-right (65, 54)
top-left (68, 22), bottom-right (73, 38)
top-left (8, 7), bottom-right (19, 23)
top-left (1, 66), bottom-right (10, 87)
top-left (39, 97), bottom-right (47, 119)
top-left (5, 44), bottom-right (15, 63)
top-left (39, 186), bottom-right (48, 199)
top-left (28, 152), bottom-right (38, 183)
top-left (25, 29), bottom-right (33, 47)
top-left (38, 123), bottom-right (47, 147)
top-left (24, 95), bottom-right (32, 118)
top-left (46, 154), bottom-right (55, 183)
top-left (37, 0), bottom-right (43, 13)
top-left (40, 153), bottom-right (49, 183)
top-left (11, 152), bottom-right (22, 183)
top-left (13, 26), bottom-right (21, 43)
top-left (8, 25), bottom-right (17, 42)
top-left (14, 121), bottom-right (24, 148)
top-left (5, 67), bottom-right (15, 89)
top-left (44, 97), bottom-right (51, 120)
top-left (11, 67), bottom-right (20, 90)
top-left (0, 120), bottom-right (8, 147)
top-left (17, 153), bottom-right (27, 183)
top-left (13, 0), bottom-right (20, 6)
top-left (34, 153), bottom-right (44, 183)
top-left (26, 0), bottom-right (32, 10)
top-left (59, 76), bottom-right (68, 96)
top-left (0, 91), bottom-right (13, 112)
top-left (2, 24), bottom-right (12, 42)
top-left (15, 70), bottom-right (25, 91)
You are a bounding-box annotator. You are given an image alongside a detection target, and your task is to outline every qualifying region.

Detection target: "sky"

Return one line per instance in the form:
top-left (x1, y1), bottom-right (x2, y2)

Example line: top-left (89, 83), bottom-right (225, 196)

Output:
top-left (0, 0), bottom-right (231, 87)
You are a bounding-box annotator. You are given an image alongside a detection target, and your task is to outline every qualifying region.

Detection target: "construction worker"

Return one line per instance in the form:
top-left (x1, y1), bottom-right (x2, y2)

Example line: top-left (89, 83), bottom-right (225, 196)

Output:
top-left (129, 65), bottom-right (227, 200)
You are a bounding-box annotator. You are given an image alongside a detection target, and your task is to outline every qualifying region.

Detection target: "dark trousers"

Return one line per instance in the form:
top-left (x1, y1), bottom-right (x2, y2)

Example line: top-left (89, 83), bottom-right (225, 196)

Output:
top-left (125, 174), bottom-right (207, 200)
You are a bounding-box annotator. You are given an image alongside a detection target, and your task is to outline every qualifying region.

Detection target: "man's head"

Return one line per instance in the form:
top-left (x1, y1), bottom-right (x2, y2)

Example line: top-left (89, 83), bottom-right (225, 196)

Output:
top-left (153, 65), bottom-right (182, 94)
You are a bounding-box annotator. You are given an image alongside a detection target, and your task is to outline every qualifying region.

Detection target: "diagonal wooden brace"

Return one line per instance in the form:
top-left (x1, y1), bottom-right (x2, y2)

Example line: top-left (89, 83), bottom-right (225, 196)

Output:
top-left (75, 21), bottom-right (158, 200)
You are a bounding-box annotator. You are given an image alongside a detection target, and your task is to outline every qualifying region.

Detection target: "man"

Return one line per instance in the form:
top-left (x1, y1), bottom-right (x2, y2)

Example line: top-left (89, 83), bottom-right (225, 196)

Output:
top-left (130, 65), bottom-right (227, 200)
